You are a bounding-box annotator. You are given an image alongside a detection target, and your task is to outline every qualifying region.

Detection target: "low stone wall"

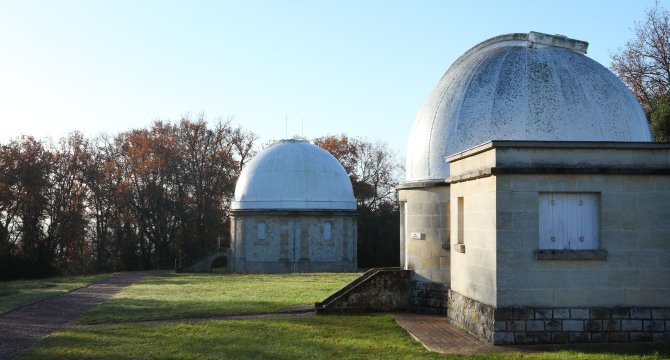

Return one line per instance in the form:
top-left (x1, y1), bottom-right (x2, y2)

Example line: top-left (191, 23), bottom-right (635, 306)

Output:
top-left (408, 280), bottom-right (449, 315)
top-left (447, 290), bottom-right (495, 342)
top-left (448, 290), bottom-right (670, 345)
top-left (315, 269), bottom-right (411, 314)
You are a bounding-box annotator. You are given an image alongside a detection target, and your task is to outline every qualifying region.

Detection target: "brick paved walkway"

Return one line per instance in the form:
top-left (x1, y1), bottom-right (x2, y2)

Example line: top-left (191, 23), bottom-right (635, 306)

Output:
top-left (393, 313), bottom-right (511, 355)
top-left (393, 313), bottom-right (670, 355)
top-left (0, 272), bottom-right (151, 360)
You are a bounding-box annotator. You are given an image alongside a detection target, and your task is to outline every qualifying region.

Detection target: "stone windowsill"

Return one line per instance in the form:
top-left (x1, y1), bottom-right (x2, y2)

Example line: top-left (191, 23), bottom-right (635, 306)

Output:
top-left (533, 249), bottom-right (607, 260)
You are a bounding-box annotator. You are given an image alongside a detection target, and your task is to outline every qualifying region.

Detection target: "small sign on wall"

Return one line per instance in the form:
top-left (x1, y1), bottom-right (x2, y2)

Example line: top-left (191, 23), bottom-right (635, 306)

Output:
top-left (411, 232), bottom-right (425, 240)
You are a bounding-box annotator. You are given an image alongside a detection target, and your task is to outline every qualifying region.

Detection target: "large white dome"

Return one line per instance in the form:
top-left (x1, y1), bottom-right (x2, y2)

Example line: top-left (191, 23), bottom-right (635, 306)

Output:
top-left (231, 140), bottom-right (356, 210)
top-left (405, 32), bottom-right (653, 182)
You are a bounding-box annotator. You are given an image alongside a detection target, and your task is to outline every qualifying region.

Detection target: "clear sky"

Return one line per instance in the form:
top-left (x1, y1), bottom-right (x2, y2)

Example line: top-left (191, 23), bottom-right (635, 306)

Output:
top-left (0, 0), bottom-right (661, 157)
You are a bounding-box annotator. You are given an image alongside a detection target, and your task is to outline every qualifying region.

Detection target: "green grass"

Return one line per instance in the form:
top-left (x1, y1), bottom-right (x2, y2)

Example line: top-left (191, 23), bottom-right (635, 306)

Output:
top-left (78, 272), bottom-right (361, 323)
top-left (0, 273), bottom-right (113, 314)
top-left (21, 315), bottom-right (668, 360)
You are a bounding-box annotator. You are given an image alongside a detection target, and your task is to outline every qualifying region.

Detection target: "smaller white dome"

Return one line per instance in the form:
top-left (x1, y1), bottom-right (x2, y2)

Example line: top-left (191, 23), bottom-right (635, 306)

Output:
top-left (231, 140), bottom-right (356, 210)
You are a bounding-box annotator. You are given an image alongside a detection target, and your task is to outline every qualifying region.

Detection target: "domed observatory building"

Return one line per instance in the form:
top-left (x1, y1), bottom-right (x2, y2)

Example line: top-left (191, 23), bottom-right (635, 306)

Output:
top-left (399, 32), bottom-right (670, 344)
top-left (230, 140), bottom-right (357, 273)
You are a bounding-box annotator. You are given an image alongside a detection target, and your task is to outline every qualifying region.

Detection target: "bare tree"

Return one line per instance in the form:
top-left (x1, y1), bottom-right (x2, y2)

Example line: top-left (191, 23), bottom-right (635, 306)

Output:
top-left (611, 2), bottom-right (670, 140)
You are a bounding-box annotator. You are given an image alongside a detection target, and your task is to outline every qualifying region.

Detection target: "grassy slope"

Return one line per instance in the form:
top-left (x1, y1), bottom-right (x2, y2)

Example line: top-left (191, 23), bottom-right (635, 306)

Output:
top-left (0, 274), bottom-right (113, 314)
top-left (78, 272), bottom-right (361, 323)
top-left (22, 315), bottom-right (668, 360)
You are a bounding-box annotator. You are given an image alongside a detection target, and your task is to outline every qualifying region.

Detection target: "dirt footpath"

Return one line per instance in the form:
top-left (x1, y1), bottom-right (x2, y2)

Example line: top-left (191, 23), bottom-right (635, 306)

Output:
top-left (0, 272), bottom-right (151, 360)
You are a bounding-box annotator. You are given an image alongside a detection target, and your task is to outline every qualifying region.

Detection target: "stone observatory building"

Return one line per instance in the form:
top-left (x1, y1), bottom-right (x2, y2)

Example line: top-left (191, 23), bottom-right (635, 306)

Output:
top-left (229, 139), bottom-right (357, 273)
top-left (397, 32), bottom-right (670, 344)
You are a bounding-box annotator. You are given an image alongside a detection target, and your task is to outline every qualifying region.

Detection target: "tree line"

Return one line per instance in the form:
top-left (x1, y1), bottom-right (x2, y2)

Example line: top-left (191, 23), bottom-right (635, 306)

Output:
top-left (0, 117), bottom-right (256, 278)
top-left (0, 119), bottom-right (402, 279)
top-left (611, 2), bottom-right (670, 141)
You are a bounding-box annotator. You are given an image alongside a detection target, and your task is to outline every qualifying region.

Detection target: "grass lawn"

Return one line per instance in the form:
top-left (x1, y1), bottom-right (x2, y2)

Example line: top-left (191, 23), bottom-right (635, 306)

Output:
top-left (0, 273), bottom-right (113, 314)
top-left (21, 315), bottom-right (668, 360)
top-left (78, 272), bottom-right (361, 323)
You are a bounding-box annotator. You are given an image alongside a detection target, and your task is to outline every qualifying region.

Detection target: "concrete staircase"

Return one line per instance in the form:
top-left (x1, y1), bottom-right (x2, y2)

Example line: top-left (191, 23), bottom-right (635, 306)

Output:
top-left (315, 267), bottom-right (412, 314)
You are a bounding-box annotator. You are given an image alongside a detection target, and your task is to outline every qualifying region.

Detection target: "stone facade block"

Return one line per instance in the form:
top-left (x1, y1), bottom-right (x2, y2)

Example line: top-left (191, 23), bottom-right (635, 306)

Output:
top-left (590, 308), bottom-right (611, 319)
top-left (629, 332), bottom-right (653, 342)
top-left (553, 309), bottom-right (570, 319)
top-left (526, 320), bottom-right (544, 332)
top-left (604, 319), bottom-right (621, 331)
top-left (590, 332), bottom-right (609, 343)
top-left (551, 332), bottom-right (570, 344)
top-left (652, 308), bottom-right (670, 319)
top-left (493, 332), bottom-right (514, 345)
top-left (535, 309), bottom-right (552, 319)
top-left (621, 320), bottom-right (642, 331)
top-left (643, 320), bottom-right (664, 332)
top-left (493, 321), bottom-right (507, 331)
top-left (570, 332), bottom-right (590, 343)
top-left (611, 307), bottom-right (630, 319)
top-left (570, 308), bottom-right (590, 319)
top-left (545, 320), bottom-right (562, 332)
top-left (563, 320), bottom-right (584, 332)
top-left (585, 320), bottom-right (602, 332)
top-left (631, 308), bottom-right (652, 319)
top-left (508, 320), bottom-right (525, 332)
top-left (609, 332), bottom-right (629, 342)
top-left (514, 309), bottom-right (534, 320)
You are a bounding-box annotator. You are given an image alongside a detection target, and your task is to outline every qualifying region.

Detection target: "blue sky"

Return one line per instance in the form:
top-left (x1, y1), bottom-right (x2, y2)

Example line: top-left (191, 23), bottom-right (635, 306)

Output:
top-left (0, 0), bottom-right (660, 156)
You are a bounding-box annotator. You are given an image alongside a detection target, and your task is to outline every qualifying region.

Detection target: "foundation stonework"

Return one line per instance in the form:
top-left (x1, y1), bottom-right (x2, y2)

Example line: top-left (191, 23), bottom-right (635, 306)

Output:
top-left (449, 289), bottom-right (670, 345)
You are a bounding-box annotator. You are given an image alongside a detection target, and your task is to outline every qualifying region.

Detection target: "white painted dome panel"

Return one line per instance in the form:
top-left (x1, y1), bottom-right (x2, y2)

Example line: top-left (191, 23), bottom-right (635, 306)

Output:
top-left (232, 140), bottom-right (356, 210)
top-left (405, 32), bottom-right (653, 182)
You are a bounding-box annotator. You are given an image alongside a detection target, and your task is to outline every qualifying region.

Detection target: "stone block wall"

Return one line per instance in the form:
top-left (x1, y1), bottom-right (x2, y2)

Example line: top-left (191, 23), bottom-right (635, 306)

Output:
top-left (493, 306), bottom-right (670, 345)
top-left (449, 289), bottom-right (670, 345)
top-left (408, 280), bottom-right (449, 315)
top-left (230, 212), bottom-right (357, 273)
